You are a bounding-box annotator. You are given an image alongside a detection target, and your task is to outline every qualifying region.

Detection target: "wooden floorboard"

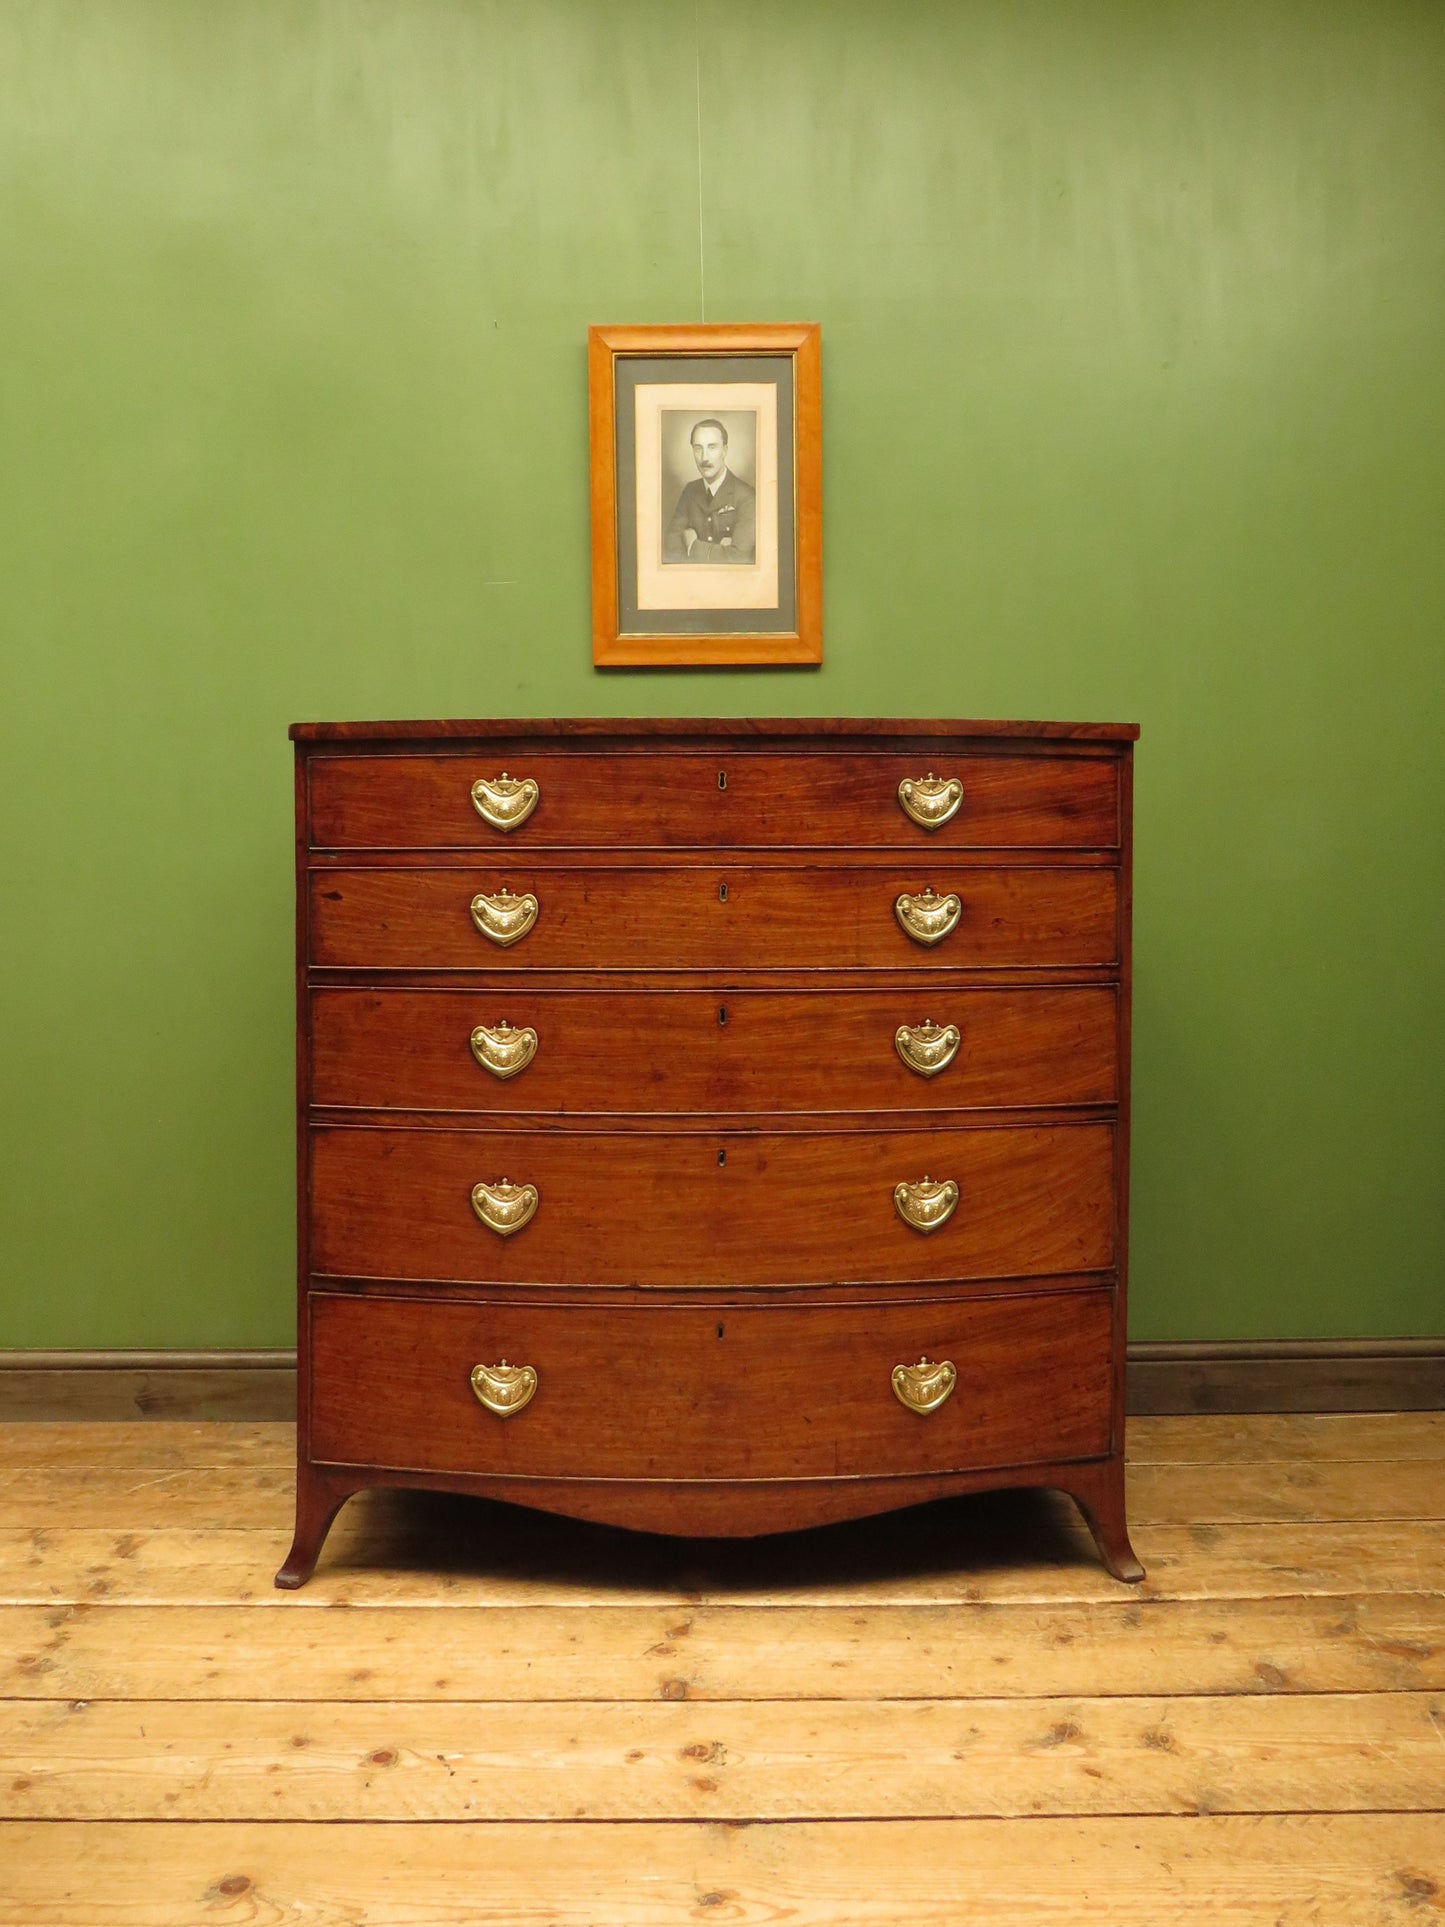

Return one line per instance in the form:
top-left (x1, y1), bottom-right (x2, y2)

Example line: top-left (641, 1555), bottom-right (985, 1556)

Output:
top-left (1126, 1411), bottom-right (1445, 1463)
top-left (3, 1816), bottom-right (1442, 1924)
top-left (4, 1456), bottom-right (1444, 1527)
top-left (5, 1691), bottom-right (1443, 1820)
top-left (4, 1513), bottom-right (1442, 1605)
top-left (3, 1595), bottom-right (1443, 1702)
top-left (1, 1415), bottom-right (1442, 1924)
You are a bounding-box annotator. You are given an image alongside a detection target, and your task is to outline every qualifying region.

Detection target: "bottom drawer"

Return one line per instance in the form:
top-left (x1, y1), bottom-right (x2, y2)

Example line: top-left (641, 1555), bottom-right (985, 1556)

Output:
top-left (309, 1286), bottom-right (1115, 1483)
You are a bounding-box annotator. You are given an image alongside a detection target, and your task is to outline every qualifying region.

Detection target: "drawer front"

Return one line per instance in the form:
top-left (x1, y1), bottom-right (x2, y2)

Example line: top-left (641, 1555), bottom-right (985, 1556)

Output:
top-left (311, 985), bottom-right (1119, 1115)
top-left (308, 865), bottom-right (1118, 972)
top-left (308, 1285), bottom-right (1115, 1481)
top-left (309, 751), bottom-right (1119, 851)
top-left (309, 1122), bottom-right (1116, 1286)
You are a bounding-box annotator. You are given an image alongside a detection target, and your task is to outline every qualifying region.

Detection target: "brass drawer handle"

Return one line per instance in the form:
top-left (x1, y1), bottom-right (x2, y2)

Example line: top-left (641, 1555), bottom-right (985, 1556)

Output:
top-left (470, 1178), bottom-right (538, 1237)
top-left (898, 772), bottom-right (963, 830)
top-left (894, 887), bottom-right (961, 946)
top-left (892, 1356), bottom-right (957, 1414)
top-left (469, 1021), bottom-right (538, 1080)
top-left (895, 1020), bottom-right (960, 1078)
top-left (894, 1176), bottom-right (958, 1233)
top-left (471, 772), bottom-right (539, 832)
top-left (470, 1359), bottom-right (538, 1417)
top-left (470, 887), bottom-right (538, 947)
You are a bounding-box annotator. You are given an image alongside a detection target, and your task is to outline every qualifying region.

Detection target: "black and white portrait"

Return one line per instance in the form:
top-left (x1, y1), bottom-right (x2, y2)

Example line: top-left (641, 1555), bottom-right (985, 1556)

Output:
top-left (625, 373), bottom-right (785, 619)
top-left (660, 411), bottom-right (758, 565)
top-left (591, 323), bottom-right (819, 664)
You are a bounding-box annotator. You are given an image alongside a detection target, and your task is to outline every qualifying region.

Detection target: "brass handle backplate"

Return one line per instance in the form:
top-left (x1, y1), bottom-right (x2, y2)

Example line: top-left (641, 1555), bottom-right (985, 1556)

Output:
top-left (895, 1021), bottom-right (960, 1078)
top-left (471, 772), bottom-right (539, 831)
top-left (895, 887), bottom-right (961, 947)
top-left (470, 1359), bottom-right (538, 1417)
top-left (469, 1021), bottom-right (538, 1080)
top-left (470, 888), bottom-right (539, 947)
top-left (898, 772), bottom-right (963, 830)
top-left (894, 1176), bottom-right (959, 1233)
top-left (892, 1356), bottom-right (957, 1415)
top-left (470, 1178), bottom-right (539, 1237)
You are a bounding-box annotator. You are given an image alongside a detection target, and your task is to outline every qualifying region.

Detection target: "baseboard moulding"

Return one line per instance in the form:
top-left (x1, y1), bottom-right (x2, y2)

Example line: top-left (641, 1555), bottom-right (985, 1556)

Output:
top-left (0, 1349), bottom-right (297, 1421)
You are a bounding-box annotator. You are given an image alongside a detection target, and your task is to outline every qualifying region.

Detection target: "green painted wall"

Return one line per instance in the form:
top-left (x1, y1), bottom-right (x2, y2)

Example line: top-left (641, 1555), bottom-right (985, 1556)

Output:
top-left (3, 0), bottom-right (1442, 1348)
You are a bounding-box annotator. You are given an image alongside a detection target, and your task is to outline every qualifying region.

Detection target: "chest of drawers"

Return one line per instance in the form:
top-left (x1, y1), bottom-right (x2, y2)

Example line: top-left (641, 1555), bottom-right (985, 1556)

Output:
top-left (277, 719), bottom-right (1142, 1588)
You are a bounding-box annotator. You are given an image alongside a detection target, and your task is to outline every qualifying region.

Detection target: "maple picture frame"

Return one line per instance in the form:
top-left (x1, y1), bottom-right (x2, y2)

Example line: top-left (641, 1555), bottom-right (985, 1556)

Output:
top-left (588, 322), bottom-right (822, 668)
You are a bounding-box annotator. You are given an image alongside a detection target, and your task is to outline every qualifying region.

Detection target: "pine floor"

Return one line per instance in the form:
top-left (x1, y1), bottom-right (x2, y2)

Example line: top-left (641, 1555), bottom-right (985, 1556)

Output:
top-left (0, 1414), bottom-right (1441, 1924)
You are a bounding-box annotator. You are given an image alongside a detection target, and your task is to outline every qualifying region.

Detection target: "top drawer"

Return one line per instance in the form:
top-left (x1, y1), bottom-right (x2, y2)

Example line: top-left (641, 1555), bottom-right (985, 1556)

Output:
top-left (307, 750), bottom-right (1119, 852)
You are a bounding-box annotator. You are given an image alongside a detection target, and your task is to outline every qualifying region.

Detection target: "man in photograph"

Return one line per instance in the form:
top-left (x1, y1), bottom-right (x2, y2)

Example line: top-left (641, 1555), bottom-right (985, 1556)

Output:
top-left (663, 418), bottom-right (756, 562)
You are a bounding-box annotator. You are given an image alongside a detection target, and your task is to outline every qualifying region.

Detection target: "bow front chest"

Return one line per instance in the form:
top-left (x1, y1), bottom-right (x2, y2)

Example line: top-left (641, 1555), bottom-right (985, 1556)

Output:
top-left (279, 718), bottom-right (1142, 1587)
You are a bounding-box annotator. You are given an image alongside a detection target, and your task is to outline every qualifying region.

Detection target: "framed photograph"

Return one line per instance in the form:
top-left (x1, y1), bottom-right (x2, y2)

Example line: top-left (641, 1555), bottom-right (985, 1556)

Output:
top-left (589, 322), bottom-right (822, 667)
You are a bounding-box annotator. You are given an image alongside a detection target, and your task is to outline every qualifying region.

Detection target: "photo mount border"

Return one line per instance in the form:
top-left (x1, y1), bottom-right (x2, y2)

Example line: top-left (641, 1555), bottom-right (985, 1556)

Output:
top-left (589, 322), bottom-right (822, 669)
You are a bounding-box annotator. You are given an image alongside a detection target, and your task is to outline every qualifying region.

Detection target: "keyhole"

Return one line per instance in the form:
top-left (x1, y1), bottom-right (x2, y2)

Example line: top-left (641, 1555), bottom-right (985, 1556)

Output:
top-left (718, 1005), bottom-right (727, 1026)
top-left (717, 1147), bottom-right (726, 1166)
top-left (716, 1323), bottom-right (725, 1339)
top-left (717, 770), bottom-right (727, 791)
top-left (719, 882), bottom-right (728, 903)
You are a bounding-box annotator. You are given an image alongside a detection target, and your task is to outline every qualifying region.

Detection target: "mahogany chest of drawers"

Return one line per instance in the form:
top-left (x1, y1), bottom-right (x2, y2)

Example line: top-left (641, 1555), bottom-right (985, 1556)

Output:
top-left (278, 719), bottom-right (1142, 1588)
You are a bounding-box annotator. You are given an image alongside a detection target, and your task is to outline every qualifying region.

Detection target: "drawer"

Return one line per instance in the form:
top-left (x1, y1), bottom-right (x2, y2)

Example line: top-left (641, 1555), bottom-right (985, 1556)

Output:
top-left (308, 751), bottom-right (1120, 851)
top-left (311, 985), bottom-right (1119, 1115)
top-left (309, 1122), bottom-right (1116, 1287)
top-left (308, 864), bottom-right (1119, 972)
top-left (308, 1284), bottom-right (1116, 1481)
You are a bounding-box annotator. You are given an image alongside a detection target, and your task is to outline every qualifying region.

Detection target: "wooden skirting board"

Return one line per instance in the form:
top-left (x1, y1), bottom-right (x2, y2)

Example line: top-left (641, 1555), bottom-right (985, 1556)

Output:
top-left (0, 1340), bottom-right (1440, 1421)
top-left (1129, 1340), bottom-right (1445, 1415)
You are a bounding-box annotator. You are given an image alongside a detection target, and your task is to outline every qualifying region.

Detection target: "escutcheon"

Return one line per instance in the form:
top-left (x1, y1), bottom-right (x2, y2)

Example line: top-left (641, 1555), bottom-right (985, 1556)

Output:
top-left (470, 1360), bottom-right (538, 1417)
top-left (470, 772), bottom-right (539, 831)
top-left (897, 772), bottom-right (963, 829)
top-left (469, 887), bottom-right (539, 947)
top-left (894, 1020), bottom-right (961, 1078)
top-left (891, 1356), bottom-right (957, 1415)
top-left (894, 887), bottom-right (961, 946)
top-left (469, 1021), bottom-right (538, 1080)
top-left (893, 1176), bottom-right (959, 1233)
top-left (470, 1178), bottom-right (539, 1237)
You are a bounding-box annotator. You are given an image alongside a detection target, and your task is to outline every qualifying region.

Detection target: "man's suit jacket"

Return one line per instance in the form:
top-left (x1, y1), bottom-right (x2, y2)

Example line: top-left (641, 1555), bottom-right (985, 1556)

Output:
top-left (663, 469), bottom-right (756, 562)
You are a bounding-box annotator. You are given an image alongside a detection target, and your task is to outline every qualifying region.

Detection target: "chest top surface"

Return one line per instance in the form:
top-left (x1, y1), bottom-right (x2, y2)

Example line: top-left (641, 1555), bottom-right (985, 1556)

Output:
top-left (290, 717), bottom-right (1140, 742)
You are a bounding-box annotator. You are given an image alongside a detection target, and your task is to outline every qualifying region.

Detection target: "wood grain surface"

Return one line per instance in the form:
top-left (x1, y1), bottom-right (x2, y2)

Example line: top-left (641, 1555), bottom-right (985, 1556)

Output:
top-left (6, 1691), bottom-right (1441, 1821)
top-left (3, 1412), bottom-right (1442, 1925)
top-left (8, 1453), bottom-right (1445, 1533)
top-left (7, 1506), bottom-right (1444, 1607)
top-left (8, 1410), bottom-right (1441, 1470)
top-left (306, 862), bottom-right (1120, 972)
top-left (307, 749), bottom-right (1120, 850)
top-left (293, 717), bottom-right (1141, 741)
top-left (6, 1593), bottom-right (1444, 1702)
top-left (3, 1816), bottom-right (1439, 1923)
top-left (309, 983), bottom-right (1119, 1115)
top-left (292, 721), bottom-right (1135, 1594)
top-left (304, 1285), bottom-right (1115, 1483)
top-left (307, 1122), bottom-right (1116, 1287)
